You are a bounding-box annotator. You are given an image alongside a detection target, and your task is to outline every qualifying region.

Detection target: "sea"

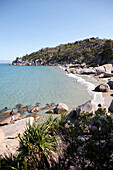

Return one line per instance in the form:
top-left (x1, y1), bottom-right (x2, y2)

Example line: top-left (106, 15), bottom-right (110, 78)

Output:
top-left (0, 64), bottom-right (104, 120)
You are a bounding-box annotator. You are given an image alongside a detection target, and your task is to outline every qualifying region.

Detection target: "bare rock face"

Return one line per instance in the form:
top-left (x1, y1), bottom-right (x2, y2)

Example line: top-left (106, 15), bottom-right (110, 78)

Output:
top-left (94, 84), bottom-right (110, 92)
top-left (76, 100), bottom-right (98, 115)
top-left (0, 117), bottom-right (34, 157)
top-left (107, 81), bottom-right (113, 89)
top-left (54, 103), bottom-right (69, 114)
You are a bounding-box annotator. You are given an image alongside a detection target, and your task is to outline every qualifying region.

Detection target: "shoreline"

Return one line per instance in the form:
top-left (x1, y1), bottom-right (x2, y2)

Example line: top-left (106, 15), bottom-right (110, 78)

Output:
top-left (59, 65), bottom-right (113, 110)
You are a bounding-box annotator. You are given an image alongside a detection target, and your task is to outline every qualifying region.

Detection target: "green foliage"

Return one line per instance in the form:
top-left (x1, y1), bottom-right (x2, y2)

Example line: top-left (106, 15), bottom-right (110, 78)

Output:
top-left (15, 37), bottom-right (113, 65)
top-left (1, 112), bottom-right (113, 169)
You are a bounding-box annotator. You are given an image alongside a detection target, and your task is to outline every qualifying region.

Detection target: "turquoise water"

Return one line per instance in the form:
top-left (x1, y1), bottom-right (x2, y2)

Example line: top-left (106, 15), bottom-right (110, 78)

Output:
top-left (0, 64), bottom-right (93, 116)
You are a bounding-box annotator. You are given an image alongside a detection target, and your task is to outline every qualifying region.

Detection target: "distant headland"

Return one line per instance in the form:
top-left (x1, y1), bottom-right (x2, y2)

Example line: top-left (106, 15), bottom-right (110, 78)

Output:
top-left (11, 37), bottom-right (113, 66)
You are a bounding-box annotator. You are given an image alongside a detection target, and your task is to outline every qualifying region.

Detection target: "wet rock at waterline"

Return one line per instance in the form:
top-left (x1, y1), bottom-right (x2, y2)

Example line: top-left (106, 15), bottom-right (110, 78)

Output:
top-left (94, 84), bottom-right (110, 92)
top-left (54, 103), bottom-right (69, 114)
top-left (0, 108), bottom-right (9, 115)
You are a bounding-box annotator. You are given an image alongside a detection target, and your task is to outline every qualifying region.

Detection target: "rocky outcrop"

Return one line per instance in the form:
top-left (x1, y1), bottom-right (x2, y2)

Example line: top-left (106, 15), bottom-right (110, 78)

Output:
top-left (94, 84), bottom-right (110, 92)
top-left (54, 103), bottom-right (69, 114)
top-left (0, 115), bottom-right (21, 126)
top-left (0, 117), bottom-right (34, 157)
top-left (76, 100), bottom-right (98, 115)
top-left (18, 107), bottom-right (26, 113)
top-left (0, 108), bottom-right (9, 114)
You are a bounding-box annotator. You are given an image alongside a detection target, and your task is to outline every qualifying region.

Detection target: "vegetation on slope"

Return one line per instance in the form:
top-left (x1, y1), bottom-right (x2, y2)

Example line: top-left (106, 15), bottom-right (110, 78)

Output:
top-left (14, 37), bottom-right (113, 66)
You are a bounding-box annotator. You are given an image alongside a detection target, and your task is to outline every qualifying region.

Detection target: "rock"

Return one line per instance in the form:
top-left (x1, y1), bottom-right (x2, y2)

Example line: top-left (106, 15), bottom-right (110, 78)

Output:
top-left (41, 106), bottom-right (50, 110)
top-left (95, 66), bottom-right (105, 74)
top-left (0, 108), bottom-right (9, 114)
top-left (108, 81), bottom-right (113, 89)
top-left (94, 84), bottom-right (110, 92)
top-left (27, 106), bottom-right (35, 112)
top-left (0, 129), bottom-right (4, 144)
top-left (76, 100), bottom-right (98, 115)
top-left (18, 107), bottom-right (26, 113)
top-left (109, 100), bottom-right (113, 112)
top-left (50, 103), bottom-right (55, 107)
top-left (15, 113), bottom-right (22, 117)
top-left (35, 107), bottom-right (40, 112)
top-left (0, 117), bottom-right (34, 157)
top-left (104, 72), bottom-right (113, 78)
top-left (33, 114), bottom-right (41, 121)
top-left (71, 70), bottom-right (76, 74)
top-left (46, 110), bottom-right (54, 114)
top-left (81, 68), bottom-right (96, 75)
top-left (29, 113), bottom-right (41, 121)
top-left (54, 103), bottom-right (69, 114)
top-left (103, 64), bottom-right (112, 73)
top-left (81, 62), bottom-right (86, 68)
top-left (16, 104), bottom-right (22, 108)
top-left (67, 109), bottom-right (77, 118)
top-left (0, 115), bottom-right (22, 126)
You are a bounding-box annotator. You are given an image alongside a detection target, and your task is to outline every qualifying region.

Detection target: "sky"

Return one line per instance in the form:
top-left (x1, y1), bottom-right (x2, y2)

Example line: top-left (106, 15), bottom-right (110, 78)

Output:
top-left (0, 0), bottom-right (113, 61)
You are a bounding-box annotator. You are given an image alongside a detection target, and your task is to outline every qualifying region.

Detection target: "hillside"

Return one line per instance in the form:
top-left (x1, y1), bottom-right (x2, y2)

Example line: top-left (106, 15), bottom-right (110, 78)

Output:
top-left (12, 37), bottom-right (113, 66)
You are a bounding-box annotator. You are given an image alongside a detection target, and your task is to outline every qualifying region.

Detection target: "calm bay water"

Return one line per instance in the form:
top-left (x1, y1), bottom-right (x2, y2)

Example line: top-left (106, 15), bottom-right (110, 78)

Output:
top-left (0, 64), bottom-right (93, 116)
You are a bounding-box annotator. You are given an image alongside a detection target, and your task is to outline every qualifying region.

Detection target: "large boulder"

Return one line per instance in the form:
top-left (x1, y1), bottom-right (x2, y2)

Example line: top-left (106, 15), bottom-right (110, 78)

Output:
top-left (0, 115), bottom-right (21, 126)
top-left (104, 72), bottom-right (113, 78)
top-left (94, 84), bottom-right (110, 92)
top-left (107, 81), bottom-right (113, 89)
top-left (81, 68), bottom-right (96, 75)
top-left (109, 100), bottom-right (113, 112)
top-left (18, 107), bottom-right (26, 113)
top-left (76, 100), bottom-right (98, 115)
top-left (103, 64), bottom-right (112, 73)
top-left (0, 117), bottom-right (34, 157)
top-left (0, 108), bottom-right (9, 114)
top-left (54, 103), bottom-right (69, 114)
top-left (95, 66), bottom-right (105, 74)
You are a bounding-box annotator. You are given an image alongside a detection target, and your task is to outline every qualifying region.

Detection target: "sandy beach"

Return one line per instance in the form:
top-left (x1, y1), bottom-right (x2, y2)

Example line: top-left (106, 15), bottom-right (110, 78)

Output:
top-left (61, 64), bottom-right (113, 111)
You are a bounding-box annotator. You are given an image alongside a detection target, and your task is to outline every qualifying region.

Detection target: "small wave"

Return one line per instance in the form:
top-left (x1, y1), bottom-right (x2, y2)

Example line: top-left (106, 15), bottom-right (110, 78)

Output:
top-left (66, 73), bottom-right (104, 105)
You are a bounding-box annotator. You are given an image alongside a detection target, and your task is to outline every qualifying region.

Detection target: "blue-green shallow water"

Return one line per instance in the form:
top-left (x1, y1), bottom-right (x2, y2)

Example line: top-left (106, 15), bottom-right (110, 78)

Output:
top-left (0, 64), bottom-right (93, 119)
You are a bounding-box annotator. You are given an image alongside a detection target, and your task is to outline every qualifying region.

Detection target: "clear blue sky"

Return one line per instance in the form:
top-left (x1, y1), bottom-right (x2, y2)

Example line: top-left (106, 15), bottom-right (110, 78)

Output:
top-left (0, 0), bottom-right (113, 61)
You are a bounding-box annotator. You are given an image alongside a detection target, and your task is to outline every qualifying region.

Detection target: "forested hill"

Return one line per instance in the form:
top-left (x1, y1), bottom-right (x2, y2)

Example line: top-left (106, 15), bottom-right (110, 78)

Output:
top-left (12, 37), bottom-right (113, 66)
